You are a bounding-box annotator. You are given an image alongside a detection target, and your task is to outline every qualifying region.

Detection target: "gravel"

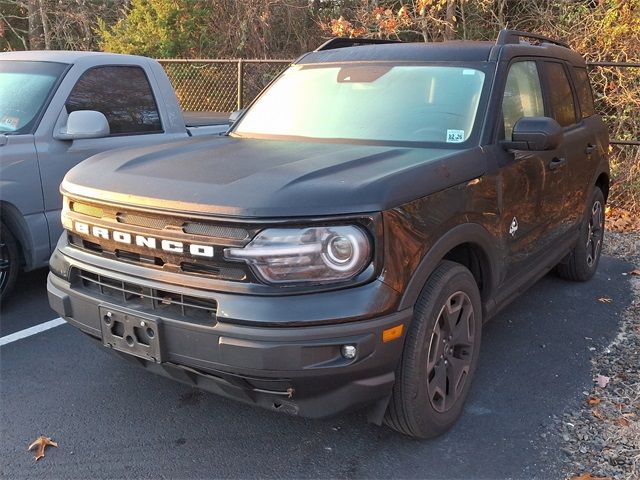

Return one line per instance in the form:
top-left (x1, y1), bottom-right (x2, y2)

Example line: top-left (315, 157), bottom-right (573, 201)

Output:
top-left (559, 231), bottom-right (640, 480)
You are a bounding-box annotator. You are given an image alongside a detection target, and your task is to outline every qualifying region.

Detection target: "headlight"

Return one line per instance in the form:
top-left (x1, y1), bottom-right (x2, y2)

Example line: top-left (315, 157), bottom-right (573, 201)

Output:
top-left (224, 225), bottom-right (372, 285)
top-left (49, 248), bottom-right (71, 280)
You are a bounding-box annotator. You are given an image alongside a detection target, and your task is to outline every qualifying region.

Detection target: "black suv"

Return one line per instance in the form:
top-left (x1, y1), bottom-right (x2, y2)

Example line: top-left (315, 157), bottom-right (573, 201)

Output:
top-left (48, 30), bottom-right (609, 439)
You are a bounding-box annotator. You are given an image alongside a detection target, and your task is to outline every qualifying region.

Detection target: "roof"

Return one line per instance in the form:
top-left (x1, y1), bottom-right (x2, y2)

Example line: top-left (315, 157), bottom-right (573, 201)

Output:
top-left (297, 37), bottom-right (586, 67)
top-left (0, 50), bottom-right (150, 64)
top-left (298, 41), bottom-right (496, 64)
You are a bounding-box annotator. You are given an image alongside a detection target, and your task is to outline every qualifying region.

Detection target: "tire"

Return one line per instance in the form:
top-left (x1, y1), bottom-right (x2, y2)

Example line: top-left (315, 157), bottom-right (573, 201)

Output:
top-left (556, 187), bottom-right (605, 282)
top-left (384, 260), bottom-right (482, 439)
top-left (0, 222), bottom-right (20, 302)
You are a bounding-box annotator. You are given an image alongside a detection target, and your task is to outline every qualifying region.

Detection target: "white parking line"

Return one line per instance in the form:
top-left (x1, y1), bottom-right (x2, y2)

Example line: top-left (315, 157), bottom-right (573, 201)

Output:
top-left (0, 317), bottom-right (66, 346)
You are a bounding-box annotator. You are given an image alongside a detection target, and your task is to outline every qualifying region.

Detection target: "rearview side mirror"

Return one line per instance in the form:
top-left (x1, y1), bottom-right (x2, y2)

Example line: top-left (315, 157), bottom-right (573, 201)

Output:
top-left (501, 116), bottom-right (563, 151)
top-left (55, 110), bottom-right (110, 140)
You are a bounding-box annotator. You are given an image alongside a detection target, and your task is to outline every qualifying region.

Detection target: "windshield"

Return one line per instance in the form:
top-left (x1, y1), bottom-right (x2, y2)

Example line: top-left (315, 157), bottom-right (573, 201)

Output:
top-left (234, 63), bottom-right (486, 145)
top-left (0, 61), bottom-right (67, 134)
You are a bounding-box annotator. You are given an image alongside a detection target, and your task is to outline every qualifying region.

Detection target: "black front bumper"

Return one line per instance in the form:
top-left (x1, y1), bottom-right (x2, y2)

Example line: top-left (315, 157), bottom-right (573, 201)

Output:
top-left (47, 254), bottom-right (412, 419)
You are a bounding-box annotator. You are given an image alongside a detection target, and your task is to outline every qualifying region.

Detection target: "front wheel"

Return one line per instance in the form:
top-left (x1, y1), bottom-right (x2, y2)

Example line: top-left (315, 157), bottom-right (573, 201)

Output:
top-left (0, 223), bottom-right (20, 302)
top-left (556, 187), bottom-right (605, 282)
top-left (384, 260), bottom-right (482, 439)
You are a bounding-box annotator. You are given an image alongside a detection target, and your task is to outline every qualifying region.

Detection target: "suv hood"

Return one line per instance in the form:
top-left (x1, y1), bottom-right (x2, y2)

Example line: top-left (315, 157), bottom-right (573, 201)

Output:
top-left (62, 136), bottom-right (486, 218)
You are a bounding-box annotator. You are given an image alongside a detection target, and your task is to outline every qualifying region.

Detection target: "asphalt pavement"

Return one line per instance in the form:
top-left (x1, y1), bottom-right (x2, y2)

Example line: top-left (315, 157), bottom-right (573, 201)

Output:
top-left (0, 256), bottom-right (633, 479)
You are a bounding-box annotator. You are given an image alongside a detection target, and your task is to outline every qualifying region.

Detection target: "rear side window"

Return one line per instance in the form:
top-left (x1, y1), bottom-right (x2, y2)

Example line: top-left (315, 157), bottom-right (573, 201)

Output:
top-left (66, 66), bottom-right (162, 135)
top-left (573, 67), bottom-right (595, 118)
top-left (545, 62), bottom-right (578, 127)
top-left (502, 61), bottom-right (545, 140)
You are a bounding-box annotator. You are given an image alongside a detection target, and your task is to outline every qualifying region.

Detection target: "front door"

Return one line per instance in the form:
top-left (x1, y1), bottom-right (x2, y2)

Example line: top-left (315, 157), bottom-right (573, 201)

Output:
top-left (494, 59), bottom-right (568, 282)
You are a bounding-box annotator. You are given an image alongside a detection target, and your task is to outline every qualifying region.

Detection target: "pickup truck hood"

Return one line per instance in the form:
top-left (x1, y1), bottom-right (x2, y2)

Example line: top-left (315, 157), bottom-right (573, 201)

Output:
top-left (62, 136), bottom-right (486, 218)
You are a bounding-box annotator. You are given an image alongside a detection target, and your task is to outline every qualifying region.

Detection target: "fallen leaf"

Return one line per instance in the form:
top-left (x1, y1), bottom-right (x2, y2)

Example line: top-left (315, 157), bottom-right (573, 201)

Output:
top-left (570, 473), bottom-right (612, 480)
top-left (592, 408), bottom-right (605, 420)
top-left (606, 206), bottom-right (640, 233)
top-left (614, 417), bottom-right (631, 427)
top-left (596, 375), bottom-right (610, 388)
top-left (28, 435), bottom-right (58, 461)
top-left (587, 396), bottom-right (601, 406)
top-left (598, 297), bottom-right (613, 304)
top-left (630, 269), bottom-right (640, 276)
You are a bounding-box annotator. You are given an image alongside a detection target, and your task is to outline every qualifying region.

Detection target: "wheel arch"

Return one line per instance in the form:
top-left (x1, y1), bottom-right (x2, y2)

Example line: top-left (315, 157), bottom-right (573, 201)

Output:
top-left (398, 223), bottom-right (499, 315)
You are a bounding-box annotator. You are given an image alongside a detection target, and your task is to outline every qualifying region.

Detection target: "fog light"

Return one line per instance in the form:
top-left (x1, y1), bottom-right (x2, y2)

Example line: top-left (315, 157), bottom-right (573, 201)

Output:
top-left (341, 345), bottom-right (357, 359)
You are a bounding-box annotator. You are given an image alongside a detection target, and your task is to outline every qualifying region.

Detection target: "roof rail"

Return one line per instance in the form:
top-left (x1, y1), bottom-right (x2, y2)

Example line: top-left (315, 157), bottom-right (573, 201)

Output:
top-left (315, 37), bottom-right (402, 52)
top-left (496, 29), bottom-right (570, 49)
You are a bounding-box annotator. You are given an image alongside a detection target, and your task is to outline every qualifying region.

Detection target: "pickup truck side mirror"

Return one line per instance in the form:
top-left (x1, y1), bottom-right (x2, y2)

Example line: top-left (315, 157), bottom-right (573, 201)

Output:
top-left (501, 116), bottom-right (563, 151)
top-left (229, 109), bottom-right (246, 124)
top-left (55, 110), bottom-right (110, 140)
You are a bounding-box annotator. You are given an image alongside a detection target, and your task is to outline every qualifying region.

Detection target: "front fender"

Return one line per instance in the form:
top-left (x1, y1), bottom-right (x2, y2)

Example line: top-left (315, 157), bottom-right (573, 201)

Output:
top-left (398, 222), bottom-right (499, 313)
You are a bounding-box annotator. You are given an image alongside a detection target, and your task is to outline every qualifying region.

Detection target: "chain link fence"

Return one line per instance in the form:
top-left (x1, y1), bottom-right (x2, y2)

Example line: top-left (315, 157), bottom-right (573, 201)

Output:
top-left (158, 59), bottom-right (291, 112)
top-left (587, 63), bottom-right (640, 211)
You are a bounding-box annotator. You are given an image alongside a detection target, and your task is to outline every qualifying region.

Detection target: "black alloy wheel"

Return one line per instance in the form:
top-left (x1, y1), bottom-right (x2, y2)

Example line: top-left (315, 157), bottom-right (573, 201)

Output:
top-left (556, 187), bottom-right (605, 282)
top-left (0, 223), bottom-right (19, 302)
top-left (585, 199), bottom-right (604, 268)
top-left (426, 291), bottom-right (476, 413)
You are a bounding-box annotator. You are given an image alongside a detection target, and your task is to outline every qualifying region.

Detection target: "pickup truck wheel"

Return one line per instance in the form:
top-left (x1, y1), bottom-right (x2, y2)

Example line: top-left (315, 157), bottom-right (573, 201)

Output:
top-left (556, 187), bottom-right (605, 282)
top-left (384, 260), bottom-right (482, 439)
top-left (0, 223), bottom-right (19, 302)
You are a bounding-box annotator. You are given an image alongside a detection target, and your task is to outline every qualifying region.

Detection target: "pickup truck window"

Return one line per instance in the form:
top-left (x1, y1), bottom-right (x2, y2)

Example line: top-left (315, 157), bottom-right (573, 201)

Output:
top-left (545, 62), bottom-right (578, 127)
top-left (0, 61), bottom-right (67, 134)
top-left (573, 67), bottom-right (595, 118)
top-left (234, 64), bottom-right (486, 144)
top-left (66, 66), bottom-right (162, 135)
top-left (502, 61), bottom-right (544, 140)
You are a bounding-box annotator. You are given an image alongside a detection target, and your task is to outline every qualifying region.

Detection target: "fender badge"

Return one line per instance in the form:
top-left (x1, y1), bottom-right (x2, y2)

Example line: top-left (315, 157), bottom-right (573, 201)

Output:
top-left (509, 217), bottom-right (519, 236)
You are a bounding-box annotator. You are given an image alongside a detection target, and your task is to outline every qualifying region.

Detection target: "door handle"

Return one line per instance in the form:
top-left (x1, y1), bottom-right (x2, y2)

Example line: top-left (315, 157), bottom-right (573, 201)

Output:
top-left (585, 143), bottom-right (596, 154)
top-left (548, 157), bottom-right (567, 170)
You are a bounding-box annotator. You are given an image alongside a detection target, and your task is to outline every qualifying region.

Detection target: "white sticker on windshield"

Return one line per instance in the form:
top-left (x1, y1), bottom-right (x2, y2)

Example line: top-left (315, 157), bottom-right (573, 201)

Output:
top-left (0, 116), bottom-right (19, 131)
top-left (446, 129), bottom-right (465, 143)
top-left (462, 69), bottom-right (476, 75)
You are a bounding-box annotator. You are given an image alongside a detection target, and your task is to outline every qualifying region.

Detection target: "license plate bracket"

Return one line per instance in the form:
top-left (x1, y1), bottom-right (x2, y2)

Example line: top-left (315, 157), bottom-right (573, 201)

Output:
top-left (99, 306), bottom-right (162, 363)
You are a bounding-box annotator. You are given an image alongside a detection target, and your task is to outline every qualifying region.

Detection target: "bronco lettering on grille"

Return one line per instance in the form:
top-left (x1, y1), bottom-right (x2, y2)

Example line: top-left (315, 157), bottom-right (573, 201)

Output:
top-left (73, 221), bottom-right (215, 258)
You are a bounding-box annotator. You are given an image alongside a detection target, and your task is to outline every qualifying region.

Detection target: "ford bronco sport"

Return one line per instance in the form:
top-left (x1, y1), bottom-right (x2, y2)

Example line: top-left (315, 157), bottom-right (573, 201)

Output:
top-left (48, 30), bottom-right (609, 439)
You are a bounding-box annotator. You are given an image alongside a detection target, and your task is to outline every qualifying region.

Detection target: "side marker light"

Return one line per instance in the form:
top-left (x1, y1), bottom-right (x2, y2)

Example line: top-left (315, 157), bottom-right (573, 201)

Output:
top-left (382, 324), bottom-right (404, 343)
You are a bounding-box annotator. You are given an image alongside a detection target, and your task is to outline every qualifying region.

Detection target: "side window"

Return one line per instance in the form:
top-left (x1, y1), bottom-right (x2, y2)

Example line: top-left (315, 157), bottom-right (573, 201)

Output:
top-left (66, 66), bottom-right (162, 135)
top-left (502, 61), bottom-right (544, 140)
top-left (545, 62), bottom-right (578, 127)
top-left (573, 67), bottom-right (595, 118)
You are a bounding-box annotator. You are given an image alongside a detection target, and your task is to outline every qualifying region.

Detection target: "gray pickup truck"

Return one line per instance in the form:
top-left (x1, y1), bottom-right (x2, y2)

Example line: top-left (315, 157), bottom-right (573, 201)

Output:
top-left (0, 51), bottom-right (229, 299)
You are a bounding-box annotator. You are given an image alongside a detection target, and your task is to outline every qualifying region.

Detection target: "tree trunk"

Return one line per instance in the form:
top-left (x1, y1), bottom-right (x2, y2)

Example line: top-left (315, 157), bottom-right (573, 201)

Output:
top-left (28, 0), bottom-right (44, 49)
top-left (38, 0), bottom-right (51, 49)
top-left (444, 0), bottom-right (456, 40)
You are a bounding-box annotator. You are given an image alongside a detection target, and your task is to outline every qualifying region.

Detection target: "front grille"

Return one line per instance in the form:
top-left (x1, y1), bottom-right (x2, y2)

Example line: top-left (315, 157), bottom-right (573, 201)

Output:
top-left (116, 212), bottom-right (166, 230)
top-left (183, 222), bottom-right (248, 240)
top-left (116, 211), bottom-right (250, 240)
top-left (74, 268), bottom-right (217, 325)
top-left (65, 197), bottom-right (257, 283)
